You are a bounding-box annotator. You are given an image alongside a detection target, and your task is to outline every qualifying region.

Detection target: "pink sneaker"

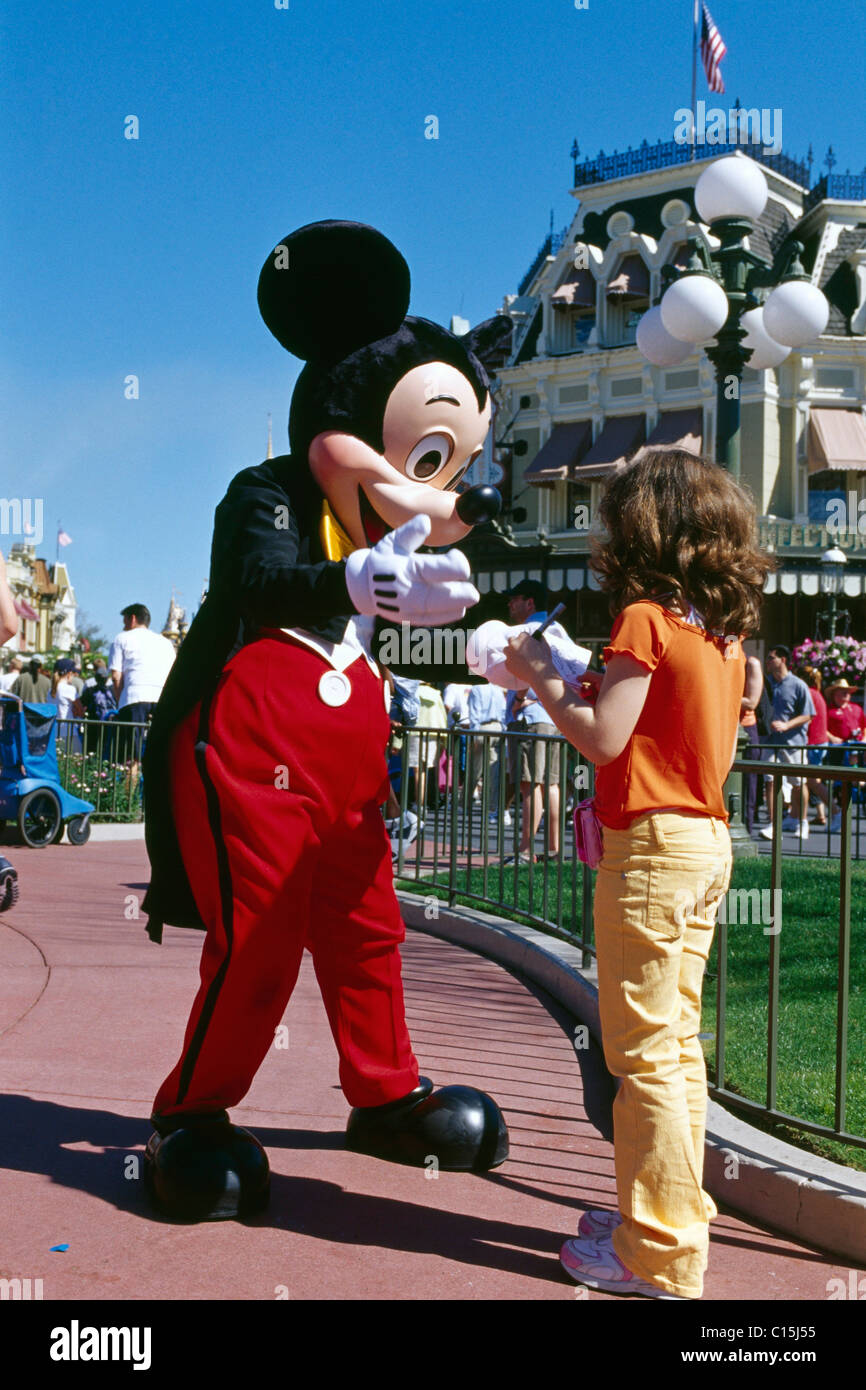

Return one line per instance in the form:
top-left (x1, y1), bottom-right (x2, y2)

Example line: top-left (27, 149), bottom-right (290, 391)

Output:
top-left (577, 1209), bottom-right (622, 1240)
top-left (560, 1233), bottom-right (684, 1299)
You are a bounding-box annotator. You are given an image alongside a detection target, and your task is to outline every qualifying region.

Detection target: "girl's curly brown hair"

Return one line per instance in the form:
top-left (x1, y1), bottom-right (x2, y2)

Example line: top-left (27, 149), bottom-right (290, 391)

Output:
top-left (590, 447), bottom-right (776, 636)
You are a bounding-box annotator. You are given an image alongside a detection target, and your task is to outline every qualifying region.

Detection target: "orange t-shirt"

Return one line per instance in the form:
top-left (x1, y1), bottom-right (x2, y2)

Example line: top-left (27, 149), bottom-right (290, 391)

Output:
top-left (594, 600), bottom-right (746, 829)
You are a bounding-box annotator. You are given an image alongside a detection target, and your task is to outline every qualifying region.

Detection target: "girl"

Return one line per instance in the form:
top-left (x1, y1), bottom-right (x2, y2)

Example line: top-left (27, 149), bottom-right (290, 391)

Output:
top-left (504, 448), bottom-right (773, 1300)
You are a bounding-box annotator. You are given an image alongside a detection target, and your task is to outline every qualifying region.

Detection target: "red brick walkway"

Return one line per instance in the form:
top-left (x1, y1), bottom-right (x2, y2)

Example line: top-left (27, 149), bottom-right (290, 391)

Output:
top-left (0, 841), bottom-right (858, 1300)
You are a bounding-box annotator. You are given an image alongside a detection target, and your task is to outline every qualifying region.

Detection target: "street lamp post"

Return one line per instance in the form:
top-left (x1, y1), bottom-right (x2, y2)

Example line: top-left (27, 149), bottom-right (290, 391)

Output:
top-left (817, 546), bottom-right (849, 639)
top-left (639, 153), bottom-right (830, 481)
top-left (635, 155), bottom-right (832, 857)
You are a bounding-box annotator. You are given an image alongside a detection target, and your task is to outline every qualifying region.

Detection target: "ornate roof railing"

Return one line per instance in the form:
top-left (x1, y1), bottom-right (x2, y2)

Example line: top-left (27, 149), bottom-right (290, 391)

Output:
top-left (572, 138), bottom-right (810, 192)
top-left (804, 172), bottom-right (866, 212)
top-left (517, 226), bottom-right (570, 296)
top-left (516, 143), bottom-right (865, 307)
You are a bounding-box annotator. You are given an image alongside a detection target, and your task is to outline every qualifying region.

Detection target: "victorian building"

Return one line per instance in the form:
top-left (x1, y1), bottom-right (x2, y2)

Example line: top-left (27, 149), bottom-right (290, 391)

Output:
top-left (464, 138), bottom-right (866, 653)
top-left (2, 543), bottom-right (77, 654)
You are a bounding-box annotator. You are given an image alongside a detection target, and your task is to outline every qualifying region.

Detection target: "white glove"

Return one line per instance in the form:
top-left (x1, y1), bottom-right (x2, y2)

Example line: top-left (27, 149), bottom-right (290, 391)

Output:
top-left (345, 514), bottom-right (479, 626)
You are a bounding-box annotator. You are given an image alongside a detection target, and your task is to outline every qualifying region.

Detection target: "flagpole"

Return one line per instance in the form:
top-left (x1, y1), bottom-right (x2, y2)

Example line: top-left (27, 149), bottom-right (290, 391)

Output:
top-left (56, 521), bottom-right (60, 567)
top-left (691, 0), bottom-right (699, 162)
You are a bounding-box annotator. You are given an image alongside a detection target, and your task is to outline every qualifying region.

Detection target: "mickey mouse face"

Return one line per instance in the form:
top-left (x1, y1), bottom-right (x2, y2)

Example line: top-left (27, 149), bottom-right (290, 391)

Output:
top-left (258, 221), bottom-right (507, 552)
top-left (383, 363), bottom-right (491, 484)
top-left (308, 361), bottom-right (492, 550)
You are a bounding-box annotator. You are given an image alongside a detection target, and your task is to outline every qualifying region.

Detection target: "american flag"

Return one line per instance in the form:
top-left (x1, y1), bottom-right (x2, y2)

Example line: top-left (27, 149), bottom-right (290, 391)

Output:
top-left (57, 528), bottom-right (72, 547)
top-left (701, 3), bottom-right (727, 94)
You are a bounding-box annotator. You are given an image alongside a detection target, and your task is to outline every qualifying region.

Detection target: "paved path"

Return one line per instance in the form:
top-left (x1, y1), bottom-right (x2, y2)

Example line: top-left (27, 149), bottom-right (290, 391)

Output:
top-left (0, 841), bottom-right (860, 1301)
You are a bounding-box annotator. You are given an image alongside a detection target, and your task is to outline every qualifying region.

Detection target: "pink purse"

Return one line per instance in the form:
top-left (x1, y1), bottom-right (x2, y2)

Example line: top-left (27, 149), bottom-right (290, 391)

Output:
top-left (572, 797), bottom-right (604, 869)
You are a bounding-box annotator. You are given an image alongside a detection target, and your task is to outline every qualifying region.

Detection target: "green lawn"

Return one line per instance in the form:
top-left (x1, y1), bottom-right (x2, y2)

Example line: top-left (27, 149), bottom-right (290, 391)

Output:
top-left (398, 855), bottom-right (866, 1172)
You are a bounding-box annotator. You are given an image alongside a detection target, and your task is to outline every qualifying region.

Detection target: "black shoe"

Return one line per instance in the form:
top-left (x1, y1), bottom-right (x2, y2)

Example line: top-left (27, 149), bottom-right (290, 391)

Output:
top-left (144, 1112), bottom-right (270, 1221)
top-left (346, 1076), bottom-right (509, 1172)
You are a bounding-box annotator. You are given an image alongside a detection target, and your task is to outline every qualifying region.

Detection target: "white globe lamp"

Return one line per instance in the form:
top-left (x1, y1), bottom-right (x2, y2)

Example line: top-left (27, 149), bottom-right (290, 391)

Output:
top-left (695, 154), bottom-right (769, 224)
top-left (739, 306), bottom-right (791, 370)
top-left (763, 280), bottom-right (830, 348)
top-left (635, 306), bottom-right (695, 366)
top-left (661, 273), bottom-right (729, 342)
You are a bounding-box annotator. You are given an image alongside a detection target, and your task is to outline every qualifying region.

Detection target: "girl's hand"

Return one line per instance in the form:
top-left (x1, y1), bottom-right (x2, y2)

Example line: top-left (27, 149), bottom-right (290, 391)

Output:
top-left (504, 631), bottom-right (556, 686)
top-left (577, 669), bottom-right (603, 704)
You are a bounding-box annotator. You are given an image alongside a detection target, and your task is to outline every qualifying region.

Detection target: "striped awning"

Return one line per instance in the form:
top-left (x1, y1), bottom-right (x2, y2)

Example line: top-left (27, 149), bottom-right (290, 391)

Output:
top-left (607, 255), bottom-right (650, 300)
top-left (551, 268), bottom-right (596, 309)
top-left (575, 414), bottom-right (646, 479)
top-left (14, 597), bottom-right (39, 621)
top-left (523, 421), bottom-right (593, 482)
top-left (763, 571), bottom-right (866, 596)
top-left (639, 408), bottom-right (703, 456)
top-left (808, 409), bottom-right (866, 474)
top-left (475, 566), bottom-right (602, 594)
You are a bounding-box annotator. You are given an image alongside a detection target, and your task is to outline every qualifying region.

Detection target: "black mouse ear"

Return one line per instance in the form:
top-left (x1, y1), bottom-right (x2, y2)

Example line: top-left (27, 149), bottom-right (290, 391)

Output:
top-left (460, 315), bottom-right (513, 371)
top-left (257, 220), bottom-right (411, 363)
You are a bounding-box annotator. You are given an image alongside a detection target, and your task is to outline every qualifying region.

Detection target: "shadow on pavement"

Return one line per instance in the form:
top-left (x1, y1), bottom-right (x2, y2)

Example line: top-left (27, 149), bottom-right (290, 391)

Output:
top-left (0, 1094), bottom-right (573, 1283)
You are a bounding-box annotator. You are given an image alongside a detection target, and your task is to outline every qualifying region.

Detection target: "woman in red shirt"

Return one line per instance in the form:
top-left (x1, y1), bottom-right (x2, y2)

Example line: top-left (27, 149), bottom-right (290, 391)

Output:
top-left (796, 665), bottom-right (828, 825)
top-left (505, 448), bottom-right (773, 1300)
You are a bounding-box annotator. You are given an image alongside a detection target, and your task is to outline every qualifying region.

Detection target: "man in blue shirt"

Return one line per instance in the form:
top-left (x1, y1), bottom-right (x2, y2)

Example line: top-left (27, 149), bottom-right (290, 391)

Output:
top-left (466, 680), bottom-right (508, 816)
top-left (759, 645), bottom-right (815, 840)
top-left (503, 580), bottom-right (568, 862)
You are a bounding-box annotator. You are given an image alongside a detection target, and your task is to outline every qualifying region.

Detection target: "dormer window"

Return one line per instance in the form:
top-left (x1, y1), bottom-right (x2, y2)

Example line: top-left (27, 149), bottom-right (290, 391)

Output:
top-left (551, 268), bottom-right (596, 352)
top-left (606, 254), bottom-right (650, 345)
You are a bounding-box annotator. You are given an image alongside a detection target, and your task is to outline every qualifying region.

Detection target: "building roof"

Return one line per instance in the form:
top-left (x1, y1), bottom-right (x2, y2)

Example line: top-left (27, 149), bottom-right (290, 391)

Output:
top-left (750, 201), bottom-right (794, 267)
top-left (33, 558), bottom-right (58, 596)
top-left (819, 227), bottom-right (866, 333)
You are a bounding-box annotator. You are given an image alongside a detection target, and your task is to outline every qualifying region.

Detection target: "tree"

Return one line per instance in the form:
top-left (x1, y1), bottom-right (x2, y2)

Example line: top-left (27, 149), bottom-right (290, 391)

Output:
top-left (75, 610), bottom-right (108, 651)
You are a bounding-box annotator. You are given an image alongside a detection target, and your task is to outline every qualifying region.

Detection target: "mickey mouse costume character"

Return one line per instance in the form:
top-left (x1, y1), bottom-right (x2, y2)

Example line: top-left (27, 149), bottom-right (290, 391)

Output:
top-left (142, 221), bottom-right (511, 1221)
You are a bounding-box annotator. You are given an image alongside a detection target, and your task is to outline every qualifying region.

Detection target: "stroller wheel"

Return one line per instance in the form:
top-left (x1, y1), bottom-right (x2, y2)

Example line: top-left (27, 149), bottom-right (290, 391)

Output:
top-left (17, 788), bottom-right (63, 849)
top-left (0, 858), bottom-right (19, 912)
top-left (67, 815), bottom-right (91, 846)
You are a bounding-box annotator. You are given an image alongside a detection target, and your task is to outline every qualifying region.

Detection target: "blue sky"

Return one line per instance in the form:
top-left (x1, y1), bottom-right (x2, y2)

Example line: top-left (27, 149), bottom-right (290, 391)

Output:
top-left (2, 0), bottom-right (863, 645)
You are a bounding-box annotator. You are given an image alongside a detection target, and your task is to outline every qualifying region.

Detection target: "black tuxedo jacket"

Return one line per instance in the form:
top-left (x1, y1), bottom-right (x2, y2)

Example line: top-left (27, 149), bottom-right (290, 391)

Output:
top-left (142, 455), bottom-right (354, 941)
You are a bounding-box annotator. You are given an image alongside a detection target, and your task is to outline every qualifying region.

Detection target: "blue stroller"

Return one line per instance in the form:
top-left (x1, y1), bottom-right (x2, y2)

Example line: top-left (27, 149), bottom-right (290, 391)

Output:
top-left (0, 694), bottom-right (94, 848)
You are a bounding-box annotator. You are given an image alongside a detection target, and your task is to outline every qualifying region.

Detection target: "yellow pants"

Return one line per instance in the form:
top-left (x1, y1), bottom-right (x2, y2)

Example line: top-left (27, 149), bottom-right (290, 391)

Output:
top-left (593, 811), bottom-right (732, 1299)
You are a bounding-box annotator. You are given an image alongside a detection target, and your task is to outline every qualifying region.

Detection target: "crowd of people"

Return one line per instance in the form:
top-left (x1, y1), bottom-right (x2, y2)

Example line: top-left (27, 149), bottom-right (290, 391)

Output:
top-left (383, 609), bottom-right (865, 863)
top-left (739, 645), bottom-right (866, 840)
top-left (0, 595), bottom-right (176, 767)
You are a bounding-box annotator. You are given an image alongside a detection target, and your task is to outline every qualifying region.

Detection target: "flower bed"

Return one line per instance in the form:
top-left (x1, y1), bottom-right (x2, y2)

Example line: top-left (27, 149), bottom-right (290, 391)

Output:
top-left (792, 636), bottom-right (866, 690)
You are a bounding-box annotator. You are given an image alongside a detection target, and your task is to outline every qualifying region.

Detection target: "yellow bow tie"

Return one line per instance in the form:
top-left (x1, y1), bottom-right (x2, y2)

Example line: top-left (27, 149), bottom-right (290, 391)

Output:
top-left (319, 500), bottom-right (357, 562)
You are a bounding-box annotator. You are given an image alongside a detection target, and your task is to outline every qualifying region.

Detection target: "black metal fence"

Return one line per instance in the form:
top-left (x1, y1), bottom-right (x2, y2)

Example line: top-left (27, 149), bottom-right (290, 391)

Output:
top-left (391, 725), bottom-right (865, 1155)
top-left (54, 716), bottom-right (149, 820)
top-left (739, 738), bottom-right (866, 857)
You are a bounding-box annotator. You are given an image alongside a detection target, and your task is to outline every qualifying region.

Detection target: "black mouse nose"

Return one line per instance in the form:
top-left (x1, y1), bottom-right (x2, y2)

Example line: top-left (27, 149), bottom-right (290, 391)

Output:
top-left (456, 484), bottom-right (501, 527)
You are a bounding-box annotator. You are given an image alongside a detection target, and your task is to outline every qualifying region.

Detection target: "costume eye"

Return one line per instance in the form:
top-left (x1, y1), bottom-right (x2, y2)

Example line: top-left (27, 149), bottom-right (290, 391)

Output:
top-left (443, 448), bottom-right (483, 491)
top-left (405, 433), bottom-right (454, 481)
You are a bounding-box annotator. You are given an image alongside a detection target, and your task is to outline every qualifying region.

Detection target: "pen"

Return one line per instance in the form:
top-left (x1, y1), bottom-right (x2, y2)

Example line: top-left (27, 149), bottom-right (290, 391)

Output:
top-left (532, 602), bottom-right (565, 642)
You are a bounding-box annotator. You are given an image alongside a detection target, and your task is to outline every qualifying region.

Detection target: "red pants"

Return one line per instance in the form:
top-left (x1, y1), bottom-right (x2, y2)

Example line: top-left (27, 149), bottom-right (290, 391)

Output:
top-left (153, 632), bottom-right (420, 1117)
